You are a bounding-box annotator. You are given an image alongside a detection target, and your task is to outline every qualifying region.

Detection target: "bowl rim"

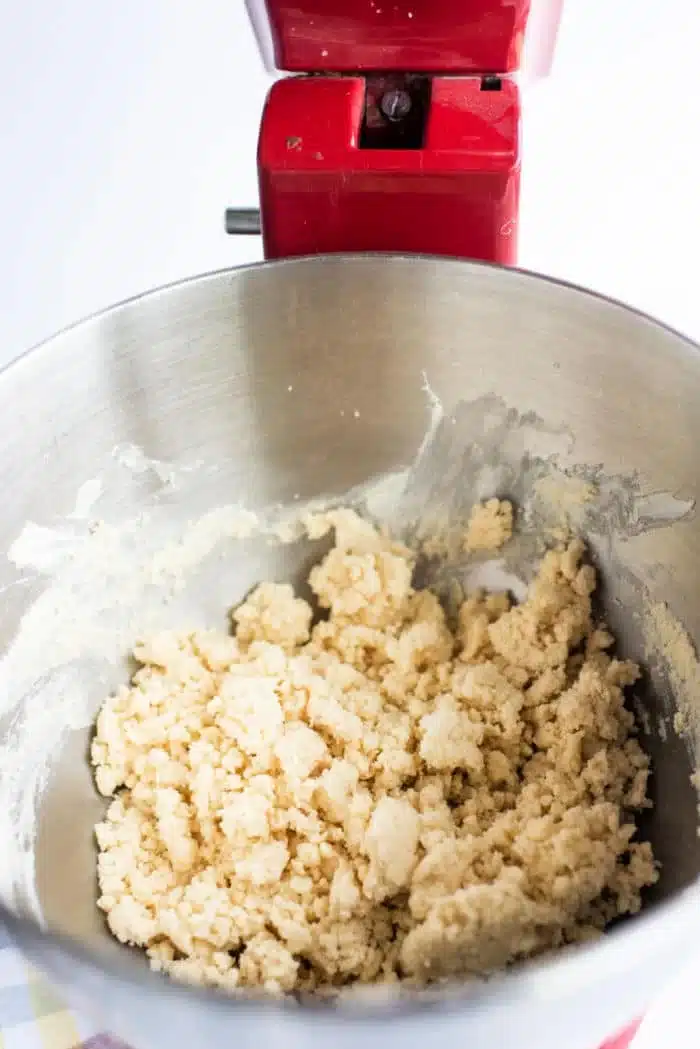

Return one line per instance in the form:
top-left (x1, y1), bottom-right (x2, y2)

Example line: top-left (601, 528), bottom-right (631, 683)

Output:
top-left (2, 251), bottom-right (700, 1023)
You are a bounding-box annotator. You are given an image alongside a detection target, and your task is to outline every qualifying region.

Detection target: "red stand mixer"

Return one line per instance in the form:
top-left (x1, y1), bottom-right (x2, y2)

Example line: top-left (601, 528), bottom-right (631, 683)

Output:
top-left (3, 8), bottom-right (700, 1049)
top-left (227, 3), bottom-right (641, 1047)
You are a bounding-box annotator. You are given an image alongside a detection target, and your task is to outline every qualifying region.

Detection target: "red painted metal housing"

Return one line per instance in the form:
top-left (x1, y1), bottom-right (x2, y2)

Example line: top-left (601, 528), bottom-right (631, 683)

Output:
top-left (259, 0), bottom-right (532, 74)
top-left (259, 74), bottom-right (521, 262)
top-left (255, 0), bottom-right (561, 260)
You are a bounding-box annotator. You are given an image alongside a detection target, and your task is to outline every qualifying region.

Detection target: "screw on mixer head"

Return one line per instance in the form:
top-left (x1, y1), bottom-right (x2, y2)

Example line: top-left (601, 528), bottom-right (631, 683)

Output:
top-left (380, 89), bottom-right (412, 123)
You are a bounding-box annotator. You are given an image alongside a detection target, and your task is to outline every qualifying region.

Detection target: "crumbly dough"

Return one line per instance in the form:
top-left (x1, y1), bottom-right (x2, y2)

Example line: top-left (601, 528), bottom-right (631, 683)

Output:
top-left (463, 497), bottom-right (514, 552)
top-left (92, 501), bottom-right (656, 996)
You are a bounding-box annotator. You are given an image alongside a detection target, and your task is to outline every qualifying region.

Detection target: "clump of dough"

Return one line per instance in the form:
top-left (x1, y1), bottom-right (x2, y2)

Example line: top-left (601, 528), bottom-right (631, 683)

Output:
top-left (464, 498), bottom-right (514, 552)
top-left (92, 501), bottom-right (656, 996)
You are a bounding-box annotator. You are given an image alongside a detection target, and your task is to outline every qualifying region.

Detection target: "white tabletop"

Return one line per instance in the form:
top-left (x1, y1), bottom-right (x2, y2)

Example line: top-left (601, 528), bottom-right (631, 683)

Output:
top-left (0, 2), bottom-right (699, 1046)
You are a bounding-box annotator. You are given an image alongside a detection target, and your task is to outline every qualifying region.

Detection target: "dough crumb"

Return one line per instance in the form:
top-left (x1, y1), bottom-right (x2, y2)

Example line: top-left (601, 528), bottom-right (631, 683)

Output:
top-left (92, 503), bottom-right (655, 995)
top-left (464, 498), bottom-right (514, 552)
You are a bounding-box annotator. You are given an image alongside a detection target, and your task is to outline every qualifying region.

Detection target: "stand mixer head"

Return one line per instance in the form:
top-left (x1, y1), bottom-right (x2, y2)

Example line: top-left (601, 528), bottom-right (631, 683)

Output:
top-left (242, 0), bottom-right (563, 262)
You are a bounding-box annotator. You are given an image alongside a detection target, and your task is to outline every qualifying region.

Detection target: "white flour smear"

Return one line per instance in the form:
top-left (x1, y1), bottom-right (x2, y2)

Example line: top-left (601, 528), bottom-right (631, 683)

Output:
top-left (0, 446), bottom-right (413, 922)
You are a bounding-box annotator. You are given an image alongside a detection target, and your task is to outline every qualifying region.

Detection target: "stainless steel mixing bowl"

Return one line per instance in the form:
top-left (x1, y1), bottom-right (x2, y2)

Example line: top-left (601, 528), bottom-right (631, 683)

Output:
top-left (1, 255), bottom-right (700, 1049)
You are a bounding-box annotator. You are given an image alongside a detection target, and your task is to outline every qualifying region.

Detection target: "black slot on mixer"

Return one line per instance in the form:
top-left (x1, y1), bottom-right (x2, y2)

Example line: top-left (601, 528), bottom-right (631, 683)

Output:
top-left (359, 74), bottom-right (432, 150)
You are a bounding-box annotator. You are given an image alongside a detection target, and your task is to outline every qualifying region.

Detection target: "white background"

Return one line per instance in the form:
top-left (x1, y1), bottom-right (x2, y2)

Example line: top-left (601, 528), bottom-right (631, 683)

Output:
top-left (0, 1), bottom-right (699, 1045)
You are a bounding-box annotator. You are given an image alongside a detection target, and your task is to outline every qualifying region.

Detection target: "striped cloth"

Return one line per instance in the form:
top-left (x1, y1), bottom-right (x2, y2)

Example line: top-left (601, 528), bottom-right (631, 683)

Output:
top-left (0, 925), bottom-right (111, 1049)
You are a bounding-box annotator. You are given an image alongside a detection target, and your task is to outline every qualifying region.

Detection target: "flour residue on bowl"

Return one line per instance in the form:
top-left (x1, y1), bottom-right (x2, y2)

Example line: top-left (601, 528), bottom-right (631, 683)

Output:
top-left (643, 599), bottom-right (700, 770)
top-left (0, 448), bottom-right (410, 922)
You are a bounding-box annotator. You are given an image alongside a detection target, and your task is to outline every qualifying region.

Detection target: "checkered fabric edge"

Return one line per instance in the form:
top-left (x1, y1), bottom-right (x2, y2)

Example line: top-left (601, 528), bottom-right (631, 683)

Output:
top-left (0, 925), bottom-right (104, 1049)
